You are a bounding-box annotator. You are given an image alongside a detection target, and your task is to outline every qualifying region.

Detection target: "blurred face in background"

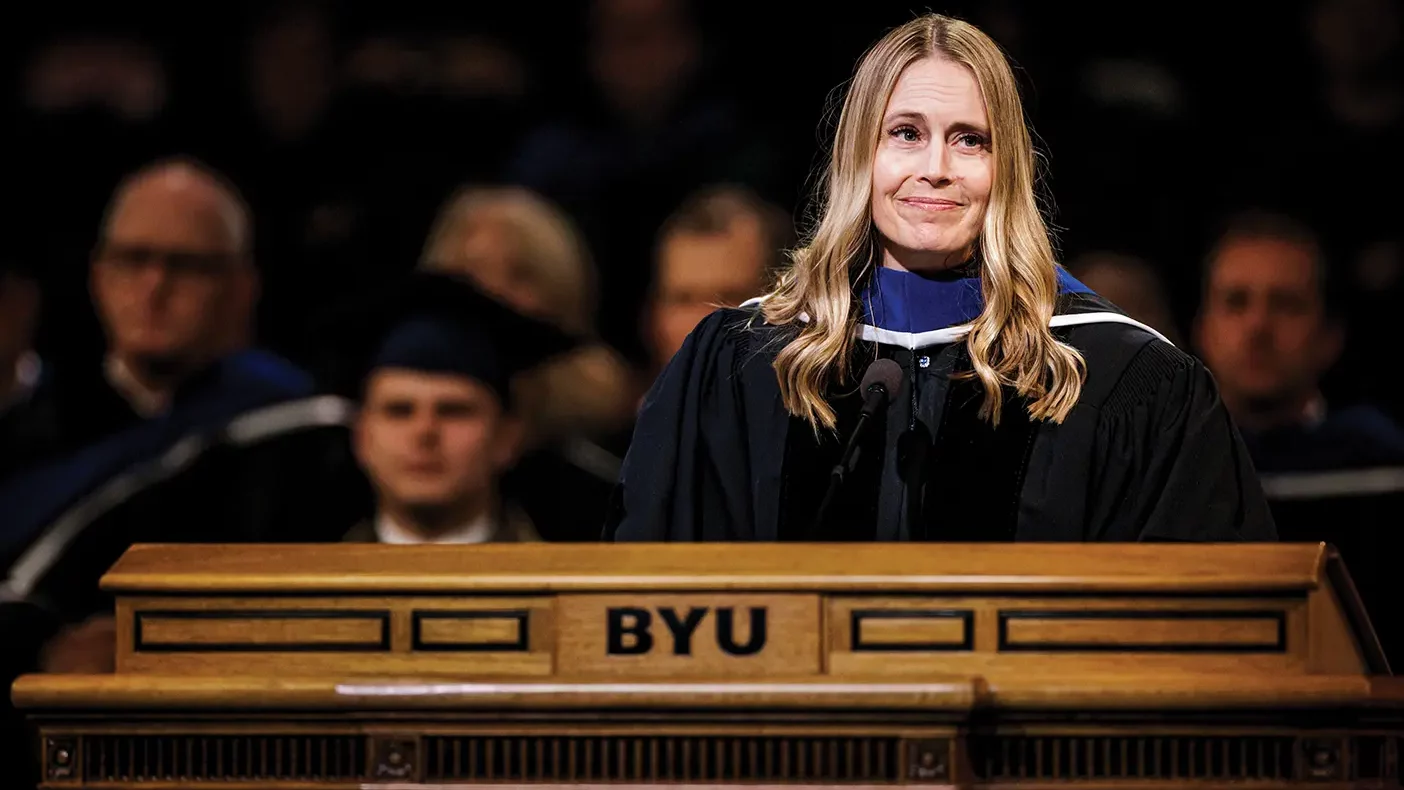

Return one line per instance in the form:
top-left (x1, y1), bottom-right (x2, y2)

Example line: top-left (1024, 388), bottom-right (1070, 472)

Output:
top-left (649, 217), bottom-right (768, 367)
top-left (588, 0), bottom-right (698, 121)
top-left (1310, 0), bottom-right (1399, 76)
top-left (91, 169), bottom-right (257, 373)
top-left (447, 218), bottom-right (551, 320)
top-left (246, 3), bottom-right (334, 143)
top-left (355, 370), bottom-right (520, 519)
top-left (1196, 237), bottom-right (1342, 414)
top-left (871, 57), bottom-right (994, 273)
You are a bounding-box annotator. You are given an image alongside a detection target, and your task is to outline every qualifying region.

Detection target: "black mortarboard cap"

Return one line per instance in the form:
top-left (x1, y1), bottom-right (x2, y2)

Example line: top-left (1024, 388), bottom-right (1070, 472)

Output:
top-left (313, 270), bottom-right (580, 403)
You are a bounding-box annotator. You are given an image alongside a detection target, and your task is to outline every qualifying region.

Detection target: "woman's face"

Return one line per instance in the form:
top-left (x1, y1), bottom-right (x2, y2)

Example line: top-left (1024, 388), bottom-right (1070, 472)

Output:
top-left (870, 56), bottom-right (993, 273)
top-left (451, 219), bottom-right (550, 319)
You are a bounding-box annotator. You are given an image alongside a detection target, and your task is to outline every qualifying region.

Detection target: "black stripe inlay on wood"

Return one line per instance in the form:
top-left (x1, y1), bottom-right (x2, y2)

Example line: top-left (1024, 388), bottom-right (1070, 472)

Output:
top-left (849, 609), bottom-right (974, 652)
top-left (412, 610), bottom-right (530, 652)
top-left (997, 609), bottom-right (1287, 653)
top-left (133, 610), bottom-right (391, 652)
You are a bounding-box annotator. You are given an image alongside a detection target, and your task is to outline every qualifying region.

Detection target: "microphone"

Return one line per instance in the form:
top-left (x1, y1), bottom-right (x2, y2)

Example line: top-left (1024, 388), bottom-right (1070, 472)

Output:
top-left (811, 358), bottom-right (903, 535)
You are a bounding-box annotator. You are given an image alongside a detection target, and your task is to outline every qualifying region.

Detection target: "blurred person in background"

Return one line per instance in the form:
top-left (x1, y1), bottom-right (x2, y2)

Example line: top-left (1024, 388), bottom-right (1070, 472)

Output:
top-left (0, 157), bottom-right (266, 477)
top-left (1066, 251), bottom-right (1183, 348)
top-left (1221, 0), bottom-right (1403, 421)
top-left (337, 7), bottom-right (532, 270)
top-left (242, 1), bottom-right (339, 150)
top-left (508, 0), bottom-right (776, 363)
top-left (1196, 210), bottom-right (1404, 467)
top-left (1196, 208), bottom-right (1404, 665)
top-left (645, 185), bottom-right (793, 380)
top-left (13, 22), bottom-right (175, 369)
top-left (227, 0), bottom-right (355, 355)
top-left (419, 186), bottom-right (632, 540)
top-left (1308, 0), bottom-right (1404, 420)
top-left (1308, 0), bottom-right (1400, 167)
top-left (321, 272), bottom-right (577, 544)
top-left (0, 158), bottom-right (367, 722)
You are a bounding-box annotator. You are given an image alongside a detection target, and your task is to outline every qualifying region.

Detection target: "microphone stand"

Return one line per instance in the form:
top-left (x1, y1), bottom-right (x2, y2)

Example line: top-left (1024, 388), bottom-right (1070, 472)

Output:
top-left (810, 381), bottom-right (892, 536)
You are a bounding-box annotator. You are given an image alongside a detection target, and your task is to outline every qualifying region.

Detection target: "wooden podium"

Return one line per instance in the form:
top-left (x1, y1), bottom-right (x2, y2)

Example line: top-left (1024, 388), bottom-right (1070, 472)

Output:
top-left (12, 542), bottom-right (1404, 788)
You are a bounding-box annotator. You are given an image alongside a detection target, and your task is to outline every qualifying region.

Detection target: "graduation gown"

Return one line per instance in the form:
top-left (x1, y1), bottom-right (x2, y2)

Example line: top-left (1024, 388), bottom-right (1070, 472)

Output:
top-left (0, 351), bottom-right (371, 790)
top-left (0, 350), bottom-right (371, 653)
top-left (506, 439), bottom-right (621, 542)
top-left (1244, 405), bottom-right (1404, 667)
top-left (606, 268), bottom-right (1275, 543)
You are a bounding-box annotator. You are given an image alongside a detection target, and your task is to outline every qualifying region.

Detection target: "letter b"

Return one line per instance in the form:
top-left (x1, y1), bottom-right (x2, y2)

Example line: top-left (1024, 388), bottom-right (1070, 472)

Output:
top-left (606, 607), bottom-right (654, 655)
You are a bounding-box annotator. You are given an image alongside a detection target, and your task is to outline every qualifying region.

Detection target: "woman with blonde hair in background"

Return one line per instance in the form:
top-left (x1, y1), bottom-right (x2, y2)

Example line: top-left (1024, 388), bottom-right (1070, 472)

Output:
top-left (607, 14), bottom-right (1274, 543)
top-left (421, 186), bottom-right (634, 540)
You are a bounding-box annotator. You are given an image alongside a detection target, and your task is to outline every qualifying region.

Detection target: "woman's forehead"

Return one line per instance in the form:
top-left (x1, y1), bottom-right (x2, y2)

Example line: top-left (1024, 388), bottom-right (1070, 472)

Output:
top-left (884, 58), bottom-right (987, 121)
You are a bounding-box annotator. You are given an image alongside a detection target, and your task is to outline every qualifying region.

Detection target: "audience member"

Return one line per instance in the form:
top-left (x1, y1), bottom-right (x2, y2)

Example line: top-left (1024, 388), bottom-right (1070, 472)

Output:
top-left (645, 185), bottom-right (793, 377)
top-left (420, 185), bottom-right (634, 443)
top-left (1196, 211), bottom-right (1404, 464)
top-left (1196, 208), bottom-right (1404, 664)
top-left (507, 0), bottom-right (775, 362)
top-left (0, 158), bottom-right (368, 752)
top-left (419, 186), bottom-right (631, 541)
top-left (328, 272), bottom-right (577, 544)
top-left (4, 4), bottom-right (1404, 785)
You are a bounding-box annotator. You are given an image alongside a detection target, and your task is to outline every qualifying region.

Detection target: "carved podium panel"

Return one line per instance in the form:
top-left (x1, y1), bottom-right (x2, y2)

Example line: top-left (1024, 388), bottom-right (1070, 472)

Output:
top-left (12, 542), bottom-right (1404, 788)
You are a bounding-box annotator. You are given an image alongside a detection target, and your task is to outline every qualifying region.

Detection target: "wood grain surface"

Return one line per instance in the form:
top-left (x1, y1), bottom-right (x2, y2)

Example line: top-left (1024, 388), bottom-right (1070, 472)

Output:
top-left (18, 541), bottom-right (1403, 790)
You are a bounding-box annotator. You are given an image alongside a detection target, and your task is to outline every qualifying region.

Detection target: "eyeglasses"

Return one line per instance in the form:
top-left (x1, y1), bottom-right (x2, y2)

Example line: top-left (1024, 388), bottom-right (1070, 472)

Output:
top-left (95, 243), bottom-right (240, 279)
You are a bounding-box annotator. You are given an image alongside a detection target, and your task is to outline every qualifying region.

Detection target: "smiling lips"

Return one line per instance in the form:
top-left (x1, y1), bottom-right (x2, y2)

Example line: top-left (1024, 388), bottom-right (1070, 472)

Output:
top-left (897, 196), bottom-right (963, 211)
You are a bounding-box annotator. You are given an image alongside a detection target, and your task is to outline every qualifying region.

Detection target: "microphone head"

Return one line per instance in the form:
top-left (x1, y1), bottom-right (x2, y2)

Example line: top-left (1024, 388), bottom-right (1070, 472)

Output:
top-left (861, 358), bottom-right (903, 397)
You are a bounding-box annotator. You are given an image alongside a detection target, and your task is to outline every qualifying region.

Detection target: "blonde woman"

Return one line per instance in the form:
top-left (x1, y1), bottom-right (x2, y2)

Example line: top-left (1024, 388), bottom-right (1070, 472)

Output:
top-left (607, 14), bottom-right (1274, 542)
top-left (420, 186), bottom-right (635, 448)
top-left (421, 186), bottom-right (635, 541)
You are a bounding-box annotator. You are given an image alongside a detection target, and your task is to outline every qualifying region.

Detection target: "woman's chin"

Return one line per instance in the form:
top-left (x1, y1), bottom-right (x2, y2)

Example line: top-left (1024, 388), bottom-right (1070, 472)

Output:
top-left (882, 241), bottom-right (975, 272)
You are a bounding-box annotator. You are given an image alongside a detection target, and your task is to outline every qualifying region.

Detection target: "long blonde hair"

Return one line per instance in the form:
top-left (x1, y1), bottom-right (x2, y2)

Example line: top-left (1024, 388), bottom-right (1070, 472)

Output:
top-left (761, 14), bottom-right (1084, 430)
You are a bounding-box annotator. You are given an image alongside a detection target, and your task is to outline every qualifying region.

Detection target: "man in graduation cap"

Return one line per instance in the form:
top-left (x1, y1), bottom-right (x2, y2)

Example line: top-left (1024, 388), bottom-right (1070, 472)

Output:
top-left (331, 271), bottom-right (580, 544)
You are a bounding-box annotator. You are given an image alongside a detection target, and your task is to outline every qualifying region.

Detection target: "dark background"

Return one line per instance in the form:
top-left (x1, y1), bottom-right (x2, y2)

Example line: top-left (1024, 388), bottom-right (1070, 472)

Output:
top-left (5, 0), bottom-right (1401, 414)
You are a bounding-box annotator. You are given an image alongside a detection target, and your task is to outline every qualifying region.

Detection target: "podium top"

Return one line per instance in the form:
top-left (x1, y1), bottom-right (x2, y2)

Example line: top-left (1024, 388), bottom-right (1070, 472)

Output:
top-left (101, 542), bottom-right (1328, 595)
top-left (34, 539), bottom-right (1388, 702)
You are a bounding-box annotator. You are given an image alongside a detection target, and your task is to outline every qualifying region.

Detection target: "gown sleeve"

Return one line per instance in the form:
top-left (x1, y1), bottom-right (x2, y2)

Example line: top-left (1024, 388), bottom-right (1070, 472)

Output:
top-left (604, 310), bottom-right (757, 541)
top-left (1089, 341), bottom-right (1277, 541)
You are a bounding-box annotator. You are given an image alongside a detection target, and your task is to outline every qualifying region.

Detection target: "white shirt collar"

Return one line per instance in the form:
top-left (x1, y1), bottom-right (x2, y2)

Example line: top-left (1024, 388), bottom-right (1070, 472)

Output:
top-left (374, 509), bottom-right (498, 544)
top-left (1, 351), bottom-right (41, 414)
top-left (104, 355), bottom-right (170, 417)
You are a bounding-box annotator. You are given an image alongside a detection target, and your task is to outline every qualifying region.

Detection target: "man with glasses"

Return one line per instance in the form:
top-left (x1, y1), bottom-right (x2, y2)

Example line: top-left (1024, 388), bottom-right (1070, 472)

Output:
top-left (0, 159), bottom-right (367, 771)
top-left (88, 157), bottom-right (261, 418)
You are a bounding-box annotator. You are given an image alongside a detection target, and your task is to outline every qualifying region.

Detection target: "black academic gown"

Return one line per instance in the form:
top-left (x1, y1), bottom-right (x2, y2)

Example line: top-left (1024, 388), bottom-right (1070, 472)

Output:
top-left (606, 293), bottom-right (1276, 543)
top-left (1244, 406), bottom-right (1404, 668)
top-left (506, 440), bottom-right (620, 542)
top-left (0, 353), bottom-right (372, 786)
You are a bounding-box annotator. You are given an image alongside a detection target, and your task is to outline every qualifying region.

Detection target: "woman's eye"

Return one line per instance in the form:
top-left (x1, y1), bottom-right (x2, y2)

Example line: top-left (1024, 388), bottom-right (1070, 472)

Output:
top-left (955, 132), bottom-right (989, 149)
top-left (890, 125), bottom-right (921, 143)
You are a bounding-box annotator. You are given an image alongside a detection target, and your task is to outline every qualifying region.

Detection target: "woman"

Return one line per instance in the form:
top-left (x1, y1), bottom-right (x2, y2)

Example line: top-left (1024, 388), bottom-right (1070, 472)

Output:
top-left (420, 186), bottom-right (636, 447)
top-left (421, 186), bottom-right (635, 540)
top-left (607, 14), bottom-right (1275, 542)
